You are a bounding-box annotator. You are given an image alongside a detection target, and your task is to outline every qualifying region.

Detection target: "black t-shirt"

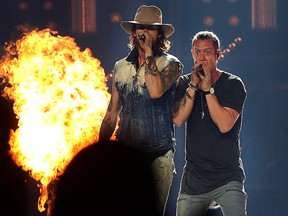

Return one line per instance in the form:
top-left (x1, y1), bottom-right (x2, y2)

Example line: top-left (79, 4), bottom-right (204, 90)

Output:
top-left (175, 71), bottom-right (247, 194)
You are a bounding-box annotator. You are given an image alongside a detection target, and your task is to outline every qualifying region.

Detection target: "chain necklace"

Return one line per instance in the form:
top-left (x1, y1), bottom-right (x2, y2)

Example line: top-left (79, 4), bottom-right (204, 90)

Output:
top-left (200, 82), bottom-right (216, 119)
top-left (200, 92), bottom-right (207, 119)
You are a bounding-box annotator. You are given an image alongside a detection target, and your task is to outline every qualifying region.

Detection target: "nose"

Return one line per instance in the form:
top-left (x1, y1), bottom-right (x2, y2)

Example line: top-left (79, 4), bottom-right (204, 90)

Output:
top-left (198, 52), bottom-right (206, 60)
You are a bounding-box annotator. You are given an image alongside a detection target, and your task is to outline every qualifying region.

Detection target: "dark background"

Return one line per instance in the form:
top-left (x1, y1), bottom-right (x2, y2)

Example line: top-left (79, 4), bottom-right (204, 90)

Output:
top-left (1, 0), bottom-right (288, 215)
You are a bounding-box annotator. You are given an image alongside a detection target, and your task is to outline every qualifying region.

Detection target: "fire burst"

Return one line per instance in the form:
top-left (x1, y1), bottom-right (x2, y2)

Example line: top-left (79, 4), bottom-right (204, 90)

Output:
top-left (0, 28), bottom-right (111, 214)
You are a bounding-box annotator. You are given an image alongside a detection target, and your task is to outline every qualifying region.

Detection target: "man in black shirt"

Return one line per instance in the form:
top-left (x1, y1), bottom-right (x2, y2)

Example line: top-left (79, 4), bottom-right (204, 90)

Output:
top-left (173, 31), bottom-right (248, 216)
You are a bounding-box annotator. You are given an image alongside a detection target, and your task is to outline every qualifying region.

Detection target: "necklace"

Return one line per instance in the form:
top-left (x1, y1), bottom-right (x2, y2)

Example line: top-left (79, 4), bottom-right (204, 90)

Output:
top-left (200, 82), bottom-right (217, 119)
top-left (200, 92), bottom-right (207, 119)
top-left (200, 71), bottom-right (221, 119)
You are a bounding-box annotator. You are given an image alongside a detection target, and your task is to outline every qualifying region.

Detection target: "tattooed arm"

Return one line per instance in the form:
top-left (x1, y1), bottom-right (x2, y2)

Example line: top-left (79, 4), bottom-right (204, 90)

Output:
top-left (99, 76), bottom-right (122, 142)
top-left (172, 86), bottom-right (196, 127)
top-left (145, 60), bottom-right (182, 99)
top-left (172, 71), bottom-right (199, 127)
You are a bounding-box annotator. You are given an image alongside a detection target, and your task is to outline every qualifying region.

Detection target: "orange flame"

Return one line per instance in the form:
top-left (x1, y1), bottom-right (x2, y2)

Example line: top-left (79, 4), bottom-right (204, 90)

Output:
top-left (0, 28), bottom-right (112, 214)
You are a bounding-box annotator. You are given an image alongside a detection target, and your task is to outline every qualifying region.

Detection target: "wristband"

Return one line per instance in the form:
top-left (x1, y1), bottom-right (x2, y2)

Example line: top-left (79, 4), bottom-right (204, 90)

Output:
top-left (188, 82), bottom-right (198, 91)
top-left (185, 88), bottom-right (195, 101)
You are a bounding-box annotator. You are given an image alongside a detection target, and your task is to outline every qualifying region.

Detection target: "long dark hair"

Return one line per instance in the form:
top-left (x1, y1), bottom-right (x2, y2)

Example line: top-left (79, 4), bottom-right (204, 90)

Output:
top-left (127, 26), bottom-right (171, 52)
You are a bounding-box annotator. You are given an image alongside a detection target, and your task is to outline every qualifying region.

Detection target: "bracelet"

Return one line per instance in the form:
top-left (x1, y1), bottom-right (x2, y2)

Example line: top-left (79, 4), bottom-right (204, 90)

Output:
top-left (185, 88), bottom-right (195, 101)
top-left (145, 56), bottom-right (159, 76)
top-left (145, 66), bottom-right (158, 76)
top-left (188, 82), bottom-right (198, 91)
top-left (145, 56), bottom-right (153, 68)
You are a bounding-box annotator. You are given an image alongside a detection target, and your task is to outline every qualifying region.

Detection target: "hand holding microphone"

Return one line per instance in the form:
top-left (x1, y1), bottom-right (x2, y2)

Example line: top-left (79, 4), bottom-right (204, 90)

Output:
top-left (191, 63), bottom-right (210, 88)
top-left (138, 34), bottom-right (145, 41)
top-left (196, 64), bottom-right (209, 79)
top-left (196, 64), bottom-right (204, 76)
top-left (137, 32), bottom-right (153, 56)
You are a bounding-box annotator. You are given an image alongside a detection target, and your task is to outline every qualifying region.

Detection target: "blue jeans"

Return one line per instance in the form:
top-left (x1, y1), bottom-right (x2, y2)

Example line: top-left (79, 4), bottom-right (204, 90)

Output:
top-left (176, 181), bottom-right (247, 216)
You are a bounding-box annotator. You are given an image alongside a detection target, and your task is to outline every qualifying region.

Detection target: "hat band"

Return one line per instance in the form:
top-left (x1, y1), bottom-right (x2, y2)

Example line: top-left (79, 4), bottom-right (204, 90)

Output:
top-left (135, 24), bottom-right (159, 30)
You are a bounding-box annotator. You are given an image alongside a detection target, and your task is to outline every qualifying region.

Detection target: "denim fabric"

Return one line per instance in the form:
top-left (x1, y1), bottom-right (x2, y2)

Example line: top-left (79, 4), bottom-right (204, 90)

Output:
top-left (114, 53), bottom-right (180, 152)
top-left (176, 181), bottom-right (247, 216)
top-left (151, 149), bottom-right (175, 215)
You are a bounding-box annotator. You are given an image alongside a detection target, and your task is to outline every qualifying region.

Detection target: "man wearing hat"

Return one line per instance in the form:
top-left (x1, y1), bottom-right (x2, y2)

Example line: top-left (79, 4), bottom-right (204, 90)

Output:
top-left (99, 5), bottom-right (183, 215)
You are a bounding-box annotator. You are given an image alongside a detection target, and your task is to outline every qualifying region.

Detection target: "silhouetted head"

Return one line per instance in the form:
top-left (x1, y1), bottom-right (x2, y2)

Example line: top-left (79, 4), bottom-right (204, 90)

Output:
top-left (52, 140), bottom-right (158, 216)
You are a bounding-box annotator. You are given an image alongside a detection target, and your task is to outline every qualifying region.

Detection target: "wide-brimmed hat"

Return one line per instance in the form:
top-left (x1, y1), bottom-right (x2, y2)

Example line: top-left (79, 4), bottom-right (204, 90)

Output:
top-left (121, 5), bottom-right (175, 38)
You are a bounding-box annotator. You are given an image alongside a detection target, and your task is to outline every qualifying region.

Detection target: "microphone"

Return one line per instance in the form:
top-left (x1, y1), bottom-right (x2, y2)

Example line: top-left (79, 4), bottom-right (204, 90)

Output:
top-left (196, 64), bottom-right (204, 76)
top-left (138, 34), bottom-right (145, 41)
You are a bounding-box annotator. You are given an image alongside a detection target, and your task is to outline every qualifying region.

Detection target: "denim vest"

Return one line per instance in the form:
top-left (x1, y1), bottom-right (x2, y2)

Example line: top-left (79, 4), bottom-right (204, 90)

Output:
top-left (114, 52), bottom-right (181, 153)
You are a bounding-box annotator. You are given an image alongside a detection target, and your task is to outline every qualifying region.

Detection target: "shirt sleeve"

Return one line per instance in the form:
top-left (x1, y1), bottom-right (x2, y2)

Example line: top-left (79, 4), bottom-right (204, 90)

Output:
top-left (222, 76), bottom-right (247, 114)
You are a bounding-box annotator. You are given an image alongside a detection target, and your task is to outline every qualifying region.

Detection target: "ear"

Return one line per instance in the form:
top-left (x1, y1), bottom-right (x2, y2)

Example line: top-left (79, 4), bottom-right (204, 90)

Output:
top-left (216, 50), bottom-right (221, 59)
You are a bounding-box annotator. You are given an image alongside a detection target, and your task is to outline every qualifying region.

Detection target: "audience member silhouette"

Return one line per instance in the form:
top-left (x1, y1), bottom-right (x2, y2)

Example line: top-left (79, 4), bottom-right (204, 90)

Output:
top-left (51, 140), bottom-right (158, 216)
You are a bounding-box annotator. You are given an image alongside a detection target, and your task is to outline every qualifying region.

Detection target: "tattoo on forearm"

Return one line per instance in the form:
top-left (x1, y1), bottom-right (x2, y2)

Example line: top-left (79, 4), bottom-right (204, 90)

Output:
top-left (173, 96), bottom-right (188, 114)
top-left (182, 96), bottom-right (188, 107)
top-left (100, 116), bottom-right (114, 141)
top-left (145, 60), bottom-right (158, 76)
top-left (102, 117), bottom-right (113, 129)
top-left (161, 63), bottom-right (181, 91)
top-left (173, 101), bottom-right (181, 113)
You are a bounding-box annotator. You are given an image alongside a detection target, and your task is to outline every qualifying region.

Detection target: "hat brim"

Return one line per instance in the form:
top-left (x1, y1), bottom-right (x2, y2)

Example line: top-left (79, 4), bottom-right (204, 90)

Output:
top-left (121, 21), bottom-right (175, 38)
